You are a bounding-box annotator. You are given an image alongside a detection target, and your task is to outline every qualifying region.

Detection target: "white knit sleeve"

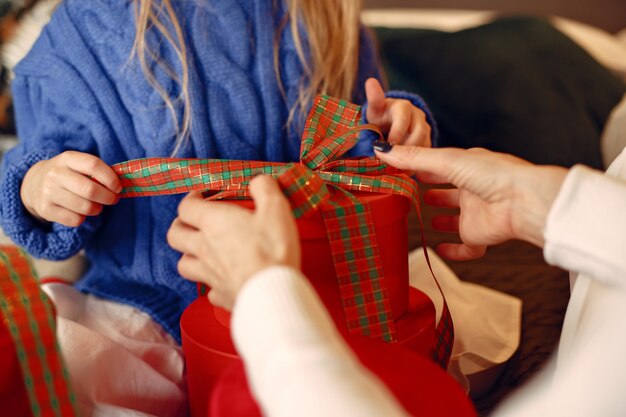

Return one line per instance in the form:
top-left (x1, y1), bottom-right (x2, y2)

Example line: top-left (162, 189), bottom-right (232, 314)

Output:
top-left (231, 266), bottom-right (409, 417)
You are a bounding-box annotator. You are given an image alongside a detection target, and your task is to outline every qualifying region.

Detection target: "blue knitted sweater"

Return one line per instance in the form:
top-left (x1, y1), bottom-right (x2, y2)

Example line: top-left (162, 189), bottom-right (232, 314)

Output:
top-left (0, 0), bottom-right (436, 343)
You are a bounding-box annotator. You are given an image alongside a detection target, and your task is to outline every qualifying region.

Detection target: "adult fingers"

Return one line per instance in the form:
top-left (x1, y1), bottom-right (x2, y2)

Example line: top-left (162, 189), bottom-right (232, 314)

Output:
top-left (436, 243), bottom-right (486, 261)
top-left (365, 78), bottom-right (387, 123)
top-left (177, 191), bottom-right (248, 231)
top-left (177, 253), bottom-right (220, 285)
top-left (167, 217), bottom-right (203, 256)
top-left (431, 215), bottom-right (460, 233)
top-left (61, 151), bottom-right (122, 193)
top-left (250, 175), bottom-right (301, 268)
top-left (414, 171), bottom-right (449, 185)
top-left (249, 175), bottom-right (291, 222)
top-left (208, 290), bottom-right (230, 311)
top-left (175, 192), bottom-right (207, 228)
top-left (375, 145), bottom-right (464, 181)
top-left (423, 189), bottom-right (459, 208)
top-left (168, 217), bottom-right (213, 265)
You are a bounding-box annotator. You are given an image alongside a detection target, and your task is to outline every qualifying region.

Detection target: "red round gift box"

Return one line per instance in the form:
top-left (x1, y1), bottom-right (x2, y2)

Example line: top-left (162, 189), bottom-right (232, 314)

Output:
top-left (209, 333), bottom-right (477, 417)
top-left (181, 193), bottom-right (438, 417)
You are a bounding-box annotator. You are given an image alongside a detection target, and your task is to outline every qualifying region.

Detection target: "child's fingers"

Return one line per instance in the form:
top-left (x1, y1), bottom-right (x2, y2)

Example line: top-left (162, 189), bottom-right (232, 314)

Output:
top-left (365, 78), bottom-right (387, 123)
top-left (402, 109), bottom-right (431, 147)
top-left (62, 151), bottom-right (122, 193)
top-left (46, 204), bottom-right (86, 228)
top-left (387, 101), bottom-right (412, 143)
top-left (33, 184), bottom-right (98, 223)
top-left (423, 189), bottom-right (459, 208)
top-left (60, 170), bottom-right (119, 205)
top-left (52, 188), bottom-right (104, 217)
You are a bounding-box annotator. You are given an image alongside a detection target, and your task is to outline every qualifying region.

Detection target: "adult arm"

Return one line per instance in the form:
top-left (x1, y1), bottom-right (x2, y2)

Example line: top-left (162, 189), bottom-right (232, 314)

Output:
top-left (490, 161), bottom-right (626, 417)
top-left (375, 145), bottom-right (566, 257)
top-left (232, 266), bottom-right (410, 417)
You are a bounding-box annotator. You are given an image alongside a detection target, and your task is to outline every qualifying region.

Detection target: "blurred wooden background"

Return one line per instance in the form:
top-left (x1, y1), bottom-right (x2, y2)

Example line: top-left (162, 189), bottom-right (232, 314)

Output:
top-left (363, 0), bottom-right (626, 33)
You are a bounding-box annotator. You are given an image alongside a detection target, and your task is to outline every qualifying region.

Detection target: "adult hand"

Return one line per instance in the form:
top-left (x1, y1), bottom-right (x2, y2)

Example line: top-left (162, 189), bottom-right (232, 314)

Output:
top-left (374, 144), bottom-right (568, 260)
top-left (365, 78), bottom-right (432, 147)
top-left (21, 151), bottom-right (121, 227)
top-left (167, 175), bottom-right (301, 310)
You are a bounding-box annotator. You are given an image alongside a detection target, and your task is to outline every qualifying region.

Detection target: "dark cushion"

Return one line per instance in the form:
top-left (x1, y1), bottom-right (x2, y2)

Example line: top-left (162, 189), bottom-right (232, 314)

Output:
top-left (374, 17), bottom-right (626, 168)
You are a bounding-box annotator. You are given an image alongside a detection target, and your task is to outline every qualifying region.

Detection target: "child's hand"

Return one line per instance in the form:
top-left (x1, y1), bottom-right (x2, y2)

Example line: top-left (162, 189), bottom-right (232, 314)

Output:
top-left (21, 151), bottom-right (122, 227)
top-left (365, 78), bottom-right (432, 148)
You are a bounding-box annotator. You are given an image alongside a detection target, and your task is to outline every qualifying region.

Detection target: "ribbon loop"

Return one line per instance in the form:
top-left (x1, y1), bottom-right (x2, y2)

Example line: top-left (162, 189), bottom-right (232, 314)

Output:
top-left (300, 96), bottom-right (384, 171)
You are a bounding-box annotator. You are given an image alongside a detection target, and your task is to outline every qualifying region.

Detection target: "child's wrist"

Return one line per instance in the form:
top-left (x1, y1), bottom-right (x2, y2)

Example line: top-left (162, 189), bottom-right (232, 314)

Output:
top-left (20, 162), bottom-right (46, 222)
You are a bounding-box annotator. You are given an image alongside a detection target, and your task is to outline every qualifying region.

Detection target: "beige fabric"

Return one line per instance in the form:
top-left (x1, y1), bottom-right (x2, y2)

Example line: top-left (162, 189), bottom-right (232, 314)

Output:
top-left (409, 247), bottom-right (522, 390)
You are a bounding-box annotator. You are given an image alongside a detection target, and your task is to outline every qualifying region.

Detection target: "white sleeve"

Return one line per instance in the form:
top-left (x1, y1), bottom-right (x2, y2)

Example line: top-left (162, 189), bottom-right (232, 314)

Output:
top-left (231, 266), bottom-right (409, 417)
top-left (543, 165), bottom-right (626, 289)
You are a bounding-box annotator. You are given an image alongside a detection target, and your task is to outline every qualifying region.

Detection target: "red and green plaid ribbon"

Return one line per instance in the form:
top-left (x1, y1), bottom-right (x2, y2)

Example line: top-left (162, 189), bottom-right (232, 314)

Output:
top-left (0, 246), bottom-right (79, 416)
top-left (113, 95), bottom-right (454, 367)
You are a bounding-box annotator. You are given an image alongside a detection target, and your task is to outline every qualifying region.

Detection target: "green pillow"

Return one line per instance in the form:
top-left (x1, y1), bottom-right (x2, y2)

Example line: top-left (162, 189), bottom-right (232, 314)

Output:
top-left (374, 17), bottom-right (626, 168)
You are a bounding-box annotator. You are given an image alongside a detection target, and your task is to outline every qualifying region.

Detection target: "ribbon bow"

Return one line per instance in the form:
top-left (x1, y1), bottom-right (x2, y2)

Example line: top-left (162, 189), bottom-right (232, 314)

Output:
top-left (113, 95), bottom-right (453, 368)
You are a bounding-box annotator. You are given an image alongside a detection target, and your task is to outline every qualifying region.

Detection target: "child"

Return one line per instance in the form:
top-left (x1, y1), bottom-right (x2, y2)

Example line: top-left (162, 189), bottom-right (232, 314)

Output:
top-left (0, 0), bottom-right (436, 415)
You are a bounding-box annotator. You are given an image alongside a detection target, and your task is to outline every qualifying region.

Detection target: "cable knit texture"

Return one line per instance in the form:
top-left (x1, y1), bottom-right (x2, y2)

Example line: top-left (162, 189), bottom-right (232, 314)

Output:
top-left (0, 0), bottom-right (435, 343)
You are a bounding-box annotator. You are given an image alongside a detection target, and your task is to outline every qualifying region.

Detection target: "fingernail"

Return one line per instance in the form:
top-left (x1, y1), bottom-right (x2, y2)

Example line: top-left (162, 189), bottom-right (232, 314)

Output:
top-left (373, 140), bottom-right (393, 153)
